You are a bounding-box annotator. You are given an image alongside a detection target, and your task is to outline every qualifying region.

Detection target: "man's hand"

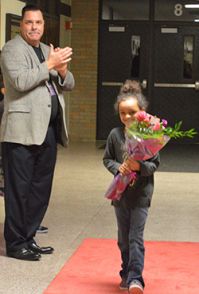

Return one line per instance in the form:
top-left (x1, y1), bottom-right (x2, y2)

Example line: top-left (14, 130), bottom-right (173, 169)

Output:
top-left (53, 47), bottom-right (70, 79)
top-left (55, 63), bottom-right (68, 79)
top-left (46, 44), bottom-right (73, 76)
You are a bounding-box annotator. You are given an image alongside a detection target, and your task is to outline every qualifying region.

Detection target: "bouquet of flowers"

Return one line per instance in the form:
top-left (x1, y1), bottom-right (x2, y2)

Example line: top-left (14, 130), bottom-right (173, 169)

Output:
top-left (105, 111), bottom-right (197, 201)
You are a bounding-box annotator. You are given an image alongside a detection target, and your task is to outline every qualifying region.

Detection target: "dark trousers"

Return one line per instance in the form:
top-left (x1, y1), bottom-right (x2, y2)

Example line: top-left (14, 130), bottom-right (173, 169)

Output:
top-left (114, 203), bottom-right (148, 288)
top-left (2, 125), bottom-right (57, 252)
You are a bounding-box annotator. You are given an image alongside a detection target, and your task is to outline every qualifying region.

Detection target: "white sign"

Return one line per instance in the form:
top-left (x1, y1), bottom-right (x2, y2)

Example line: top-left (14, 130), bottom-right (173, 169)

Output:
top-left (109, 26), bottom-right (125, 32)
top-left (161, 28), bottom-right (178, 34)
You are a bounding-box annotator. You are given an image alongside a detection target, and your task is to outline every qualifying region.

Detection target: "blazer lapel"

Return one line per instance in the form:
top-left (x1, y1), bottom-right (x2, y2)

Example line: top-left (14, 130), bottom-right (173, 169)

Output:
top-left (15, 35), bottom-right (41, 65)
top-left (40, 42), bottom-right (49, 61)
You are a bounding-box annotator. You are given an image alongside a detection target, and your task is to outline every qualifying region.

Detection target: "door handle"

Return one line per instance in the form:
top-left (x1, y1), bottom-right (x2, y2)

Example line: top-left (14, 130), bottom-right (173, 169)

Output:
top-left (195, 81), bottom-right (199, 90)
top-left (141, 79), bottom-right (147, 89)
top-left (154, 82), bottom-right (199, 90)
top-left (102, 80), bottom-right (148, 89)
top-left (102, 82), bottom-right (123, 86)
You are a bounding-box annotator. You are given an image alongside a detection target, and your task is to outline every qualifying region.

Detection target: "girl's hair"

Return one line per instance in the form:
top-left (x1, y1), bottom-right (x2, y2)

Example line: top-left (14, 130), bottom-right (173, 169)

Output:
top-left (119, 79), bottom-right (142, 95)
top-left (114, 80), bottom-right (148, 112)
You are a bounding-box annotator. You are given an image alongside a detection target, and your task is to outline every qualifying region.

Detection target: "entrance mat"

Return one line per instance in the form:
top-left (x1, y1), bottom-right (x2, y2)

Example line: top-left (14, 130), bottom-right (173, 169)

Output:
top-left (44, 238), bottom-right (199, 294)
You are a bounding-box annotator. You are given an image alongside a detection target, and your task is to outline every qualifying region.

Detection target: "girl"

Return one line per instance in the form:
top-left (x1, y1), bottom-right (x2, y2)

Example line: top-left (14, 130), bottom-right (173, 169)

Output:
top-left (103, 80), bottom-right (160, 294)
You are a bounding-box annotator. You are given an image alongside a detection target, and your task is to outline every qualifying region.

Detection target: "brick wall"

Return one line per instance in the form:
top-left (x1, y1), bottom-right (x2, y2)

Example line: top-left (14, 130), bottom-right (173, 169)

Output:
top-left (70, 0), bottom-right (99, 141)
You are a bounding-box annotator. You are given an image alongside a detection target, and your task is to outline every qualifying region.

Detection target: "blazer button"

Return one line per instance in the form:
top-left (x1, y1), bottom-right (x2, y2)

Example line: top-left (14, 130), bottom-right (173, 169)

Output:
top-left (48, 104), bottom-right (51, 107)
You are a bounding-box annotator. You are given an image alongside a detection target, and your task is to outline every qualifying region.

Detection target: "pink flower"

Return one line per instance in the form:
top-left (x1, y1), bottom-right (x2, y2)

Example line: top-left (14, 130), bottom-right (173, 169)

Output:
top-left (152, 122), bottom-right (161, 131)
top-left (134, 111), bottom-right (151, 123)
top-left (150, 115), bottom-right (160, 124)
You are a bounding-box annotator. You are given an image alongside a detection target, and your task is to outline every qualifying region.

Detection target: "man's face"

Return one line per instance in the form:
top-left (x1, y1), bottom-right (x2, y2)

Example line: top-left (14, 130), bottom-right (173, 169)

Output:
top-left (20, 10), bottom-right (44, 47)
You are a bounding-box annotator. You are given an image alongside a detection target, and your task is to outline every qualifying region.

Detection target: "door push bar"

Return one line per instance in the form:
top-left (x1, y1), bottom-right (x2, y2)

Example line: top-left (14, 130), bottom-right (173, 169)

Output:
top-left (102, 81), bottom-right (199, 90)
top-left (154, 81), bottom-right (199, 90)
top-left (102, 82), bottom-right (123, 87)
top-left (102, 79), bottom-right (148, 89)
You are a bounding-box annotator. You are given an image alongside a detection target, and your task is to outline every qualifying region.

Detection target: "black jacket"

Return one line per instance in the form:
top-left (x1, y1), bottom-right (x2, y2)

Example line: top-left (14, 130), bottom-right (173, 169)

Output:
top-left (103, 127), bottom-right (160, 208)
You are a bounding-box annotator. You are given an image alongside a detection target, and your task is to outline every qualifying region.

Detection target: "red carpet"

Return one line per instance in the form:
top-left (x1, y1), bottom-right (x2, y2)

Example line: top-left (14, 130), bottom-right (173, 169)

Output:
top-left (44, 238), bottom-right (199, 294)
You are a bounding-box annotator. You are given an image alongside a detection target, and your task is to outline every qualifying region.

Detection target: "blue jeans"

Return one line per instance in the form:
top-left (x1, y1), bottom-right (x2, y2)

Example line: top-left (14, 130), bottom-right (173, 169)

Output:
top-left (114, 203), bottom-right (148, 288)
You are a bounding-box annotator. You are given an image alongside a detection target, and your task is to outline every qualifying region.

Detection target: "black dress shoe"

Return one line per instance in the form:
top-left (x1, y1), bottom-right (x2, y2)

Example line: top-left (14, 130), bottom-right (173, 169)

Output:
top-left (29, 241), bottom-right (54, 254)
top-left (7, 248), bottom-right (41, 261)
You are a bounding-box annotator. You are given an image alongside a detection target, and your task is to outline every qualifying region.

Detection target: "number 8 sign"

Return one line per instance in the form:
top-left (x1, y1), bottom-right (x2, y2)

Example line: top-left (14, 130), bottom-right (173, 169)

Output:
top-left (174, 4), bottom-right (183, 16)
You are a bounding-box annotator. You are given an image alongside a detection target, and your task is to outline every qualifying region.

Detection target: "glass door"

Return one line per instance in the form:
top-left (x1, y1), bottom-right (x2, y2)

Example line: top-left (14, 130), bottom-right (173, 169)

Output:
top-left (97, 21), bottom-right (150, 140)
top-left (97, 0), bottom-right (150, 141)
top-left (152, 25), bottom-right (199, 143)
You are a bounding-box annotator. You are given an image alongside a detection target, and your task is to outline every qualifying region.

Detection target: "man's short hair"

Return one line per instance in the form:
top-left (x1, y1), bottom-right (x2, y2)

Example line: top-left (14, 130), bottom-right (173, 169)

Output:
top-left (21, 4), bottom-right (43, 19)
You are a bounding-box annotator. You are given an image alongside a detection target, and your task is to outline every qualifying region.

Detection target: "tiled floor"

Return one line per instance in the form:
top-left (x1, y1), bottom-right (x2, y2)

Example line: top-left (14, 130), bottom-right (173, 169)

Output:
top-left (0, 142), bottom-right (198, 294)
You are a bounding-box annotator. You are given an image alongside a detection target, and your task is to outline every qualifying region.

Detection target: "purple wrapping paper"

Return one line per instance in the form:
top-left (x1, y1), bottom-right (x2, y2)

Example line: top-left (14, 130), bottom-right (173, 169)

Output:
top-left (105, 172), bottom-right (137, 201)
top-left (105, 134), bottom-right (170, 201)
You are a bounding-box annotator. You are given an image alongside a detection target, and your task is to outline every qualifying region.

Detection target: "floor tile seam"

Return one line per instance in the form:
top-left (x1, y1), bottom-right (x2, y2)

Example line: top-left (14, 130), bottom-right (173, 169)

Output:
top-left (66, 201), bottom-right (108, 249)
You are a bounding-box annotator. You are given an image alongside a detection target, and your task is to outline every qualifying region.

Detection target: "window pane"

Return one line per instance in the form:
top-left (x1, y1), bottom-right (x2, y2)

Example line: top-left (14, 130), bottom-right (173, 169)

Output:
top-left (102, 0), bottom-right (149, 20)
top-left (183, 36), bottom-right (194, 79)
top-left (131, 36), bottom-right (140, 78)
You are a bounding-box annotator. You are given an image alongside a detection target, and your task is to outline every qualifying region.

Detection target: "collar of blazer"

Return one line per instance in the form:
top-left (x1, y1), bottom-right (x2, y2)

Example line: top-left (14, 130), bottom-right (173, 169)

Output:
top-left (15, 34), bottom-right (50, 66)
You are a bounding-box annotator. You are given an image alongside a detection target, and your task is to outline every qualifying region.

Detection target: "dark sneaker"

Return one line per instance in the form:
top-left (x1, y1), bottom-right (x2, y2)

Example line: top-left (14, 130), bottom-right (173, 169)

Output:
top-left (119, 277), bottom-right (128, 290)
top-left (36, 225), bottom-right (48, 234)
top-left (129, 280), bottom-right (144, 294)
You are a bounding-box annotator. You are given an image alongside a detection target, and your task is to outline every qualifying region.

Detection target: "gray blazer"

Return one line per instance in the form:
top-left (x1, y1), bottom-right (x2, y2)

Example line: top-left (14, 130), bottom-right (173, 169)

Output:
top-left (0, 34), bottom-right (75, 146)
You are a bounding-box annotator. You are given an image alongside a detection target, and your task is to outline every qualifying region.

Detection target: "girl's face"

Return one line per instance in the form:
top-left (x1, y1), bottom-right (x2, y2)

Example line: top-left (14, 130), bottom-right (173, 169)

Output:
top-left (119, 97), bottom-right (141, 127)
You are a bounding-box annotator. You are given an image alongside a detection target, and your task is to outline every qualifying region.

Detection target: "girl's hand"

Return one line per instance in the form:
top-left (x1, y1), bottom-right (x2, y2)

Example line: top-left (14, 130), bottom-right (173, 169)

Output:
top-left (126, 158), bottom-right (140, 171)
top-left (119, 161), bottom-right (132, 175)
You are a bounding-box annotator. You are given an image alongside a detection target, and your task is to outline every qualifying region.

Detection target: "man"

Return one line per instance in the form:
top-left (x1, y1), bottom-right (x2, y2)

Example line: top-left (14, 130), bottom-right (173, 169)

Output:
top-left (0, 4), bottom-right (74, 261)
